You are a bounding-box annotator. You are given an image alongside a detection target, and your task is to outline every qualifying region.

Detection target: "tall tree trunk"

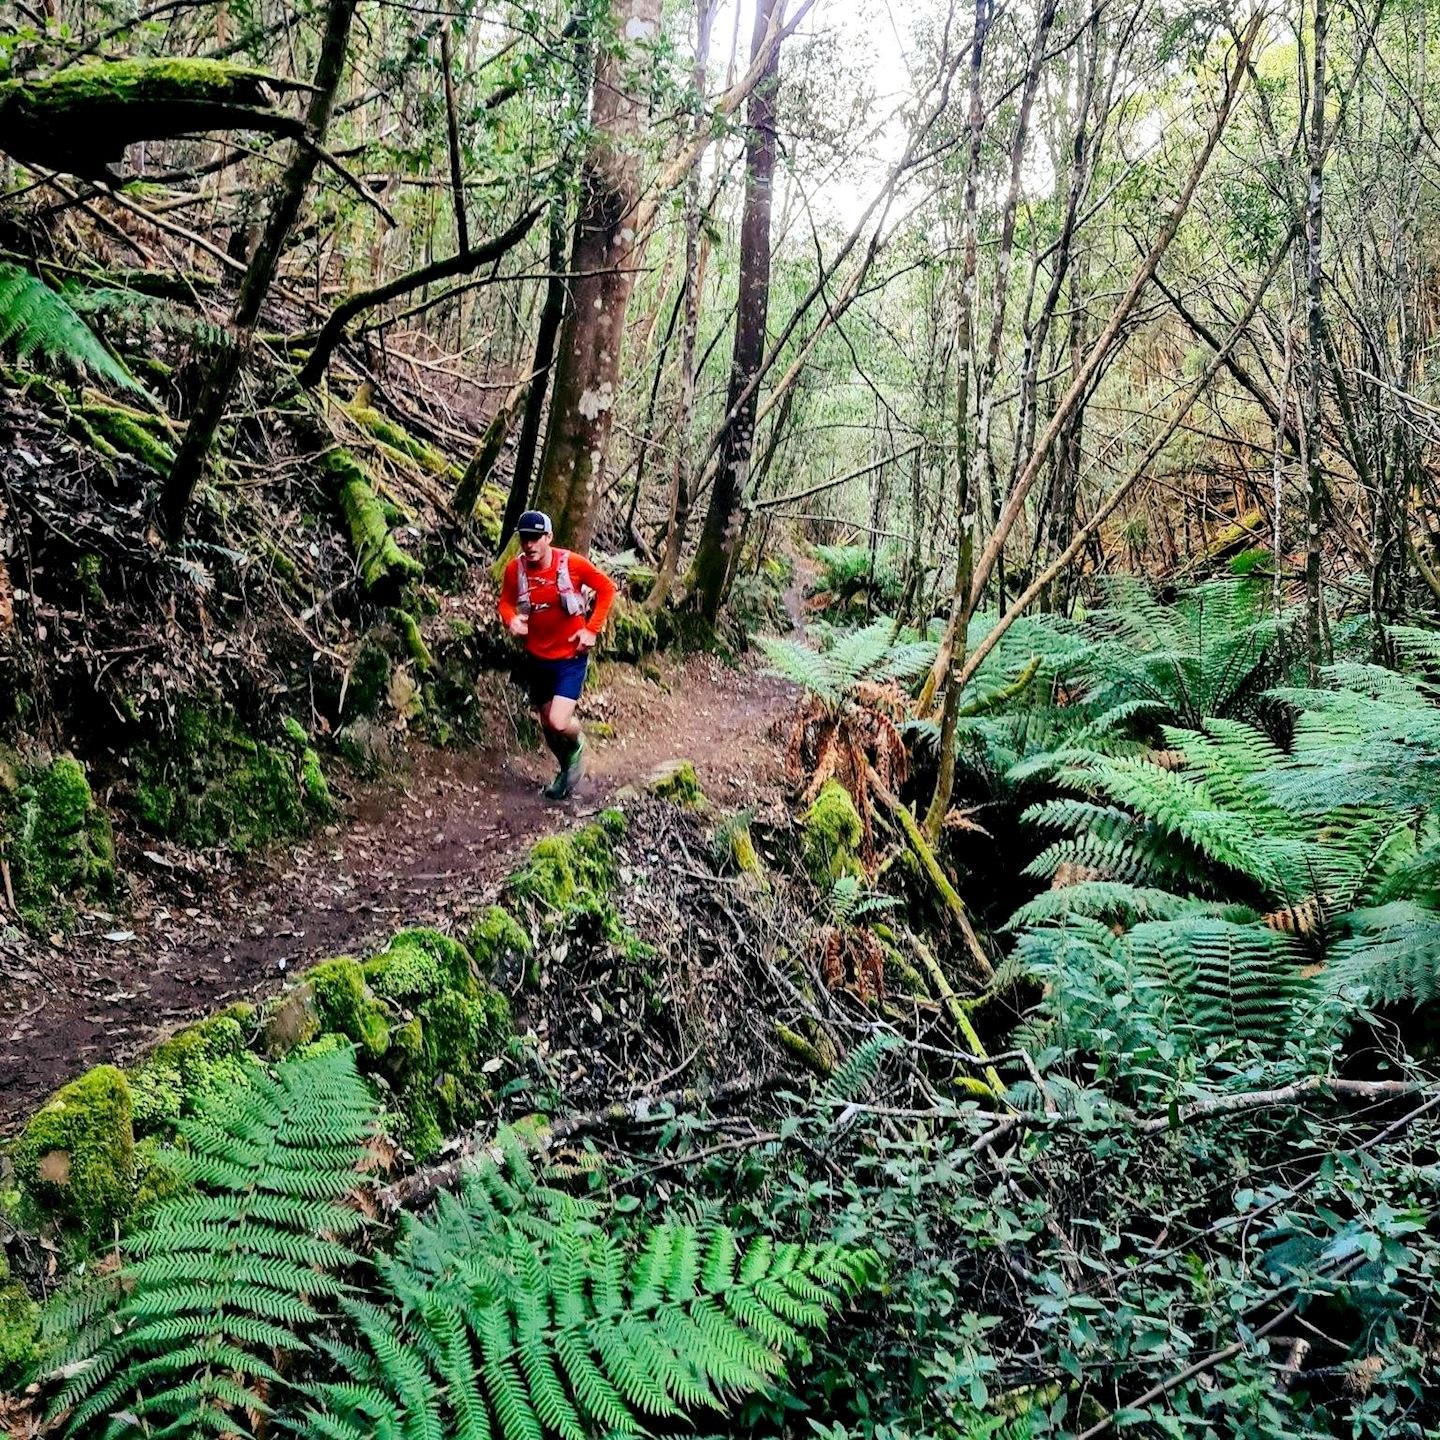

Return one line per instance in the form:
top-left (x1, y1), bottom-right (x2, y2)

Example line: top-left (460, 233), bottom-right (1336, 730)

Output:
top-left (1304, 0), bottom-right (1328, 677)
top-left (649, 0), bottom-right (715, 611)
top-left (531, 0), bottom-right (663, 552)
top-left (160, 0), bottom-right (358, 540)
top-left (500, 193), bottom-right (572, 546)
top-left (920, 0), bottom-right (990, 843)
top-left (688, 0), bottom-right (782, 620)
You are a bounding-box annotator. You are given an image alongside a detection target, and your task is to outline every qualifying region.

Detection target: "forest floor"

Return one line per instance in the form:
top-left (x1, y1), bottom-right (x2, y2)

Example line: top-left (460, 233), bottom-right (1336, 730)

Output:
top-left (0, 650), bottom-right (797, 1132)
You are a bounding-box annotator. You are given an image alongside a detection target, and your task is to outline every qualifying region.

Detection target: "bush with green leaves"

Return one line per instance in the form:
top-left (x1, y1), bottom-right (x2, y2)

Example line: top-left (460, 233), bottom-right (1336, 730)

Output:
top-left (646, 1035), bottom-right (1440, 1440)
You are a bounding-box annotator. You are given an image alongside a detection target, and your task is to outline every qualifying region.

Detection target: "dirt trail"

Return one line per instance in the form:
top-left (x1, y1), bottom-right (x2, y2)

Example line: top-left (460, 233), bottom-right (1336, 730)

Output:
top-left (0, 652), bottom-right (795, 1130)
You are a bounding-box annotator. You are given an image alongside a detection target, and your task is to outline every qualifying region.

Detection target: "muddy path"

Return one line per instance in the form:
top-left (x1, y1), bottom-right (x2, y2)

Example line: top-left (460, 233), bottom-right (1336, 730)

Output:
top-left (0, 652), bottom-right (795, 1130)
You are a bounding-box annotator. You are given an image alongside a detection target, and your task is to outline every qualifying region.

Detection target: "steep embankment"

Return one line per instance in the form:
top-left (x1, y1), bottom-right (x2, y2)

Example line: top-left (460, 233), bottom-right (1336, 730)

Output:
top-left (0, 651), bottom-right (791, 1129)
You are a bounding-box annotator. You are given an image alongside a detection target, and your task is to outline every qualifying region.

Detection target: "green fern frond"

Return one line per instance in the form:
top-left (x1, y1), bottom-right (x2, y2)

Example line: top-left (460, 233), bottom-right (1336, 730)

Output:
top-left (817, 1032), bottom-right (902, 1107)
top-left (295, 1136), bottom-right (872, 1440)
top-left (1326, 902), bottom-right (1440, 1006)
top-left (42, 1046), bottom-right (378, 1440)
top-left (0, 261), bottom-right (144, 392)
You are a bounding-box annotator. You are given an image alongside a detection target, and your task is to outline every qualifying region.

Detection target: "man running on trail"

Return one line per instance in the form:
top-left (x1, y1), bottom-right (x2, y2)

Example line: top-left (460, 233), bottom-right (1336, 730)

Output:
top-left (497, 510), bottom-right (617, 799)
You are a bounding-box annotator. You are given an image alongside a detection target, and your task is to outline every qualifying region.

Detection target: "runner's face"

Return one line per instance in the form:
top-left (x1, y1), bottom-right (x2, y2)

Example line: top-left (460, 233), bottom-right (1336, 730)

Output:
top-left (521, 532), bottom-right (552, 566)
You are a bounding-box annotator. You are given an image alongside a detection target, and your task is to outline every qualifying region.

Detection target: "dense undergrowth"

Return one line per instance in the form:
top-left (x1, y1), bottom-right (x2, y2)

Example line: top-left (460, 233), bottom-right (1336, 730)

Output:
top-left (5, 571), bottom-right (1440, 1439)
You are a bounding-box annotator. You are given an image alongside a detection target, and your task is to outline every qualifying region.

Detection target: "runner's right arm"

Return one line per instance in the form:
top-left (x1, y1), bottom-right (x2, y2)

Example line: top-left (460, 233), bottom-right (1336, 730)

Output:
top-left (497, 560), bottom-right (527, 635)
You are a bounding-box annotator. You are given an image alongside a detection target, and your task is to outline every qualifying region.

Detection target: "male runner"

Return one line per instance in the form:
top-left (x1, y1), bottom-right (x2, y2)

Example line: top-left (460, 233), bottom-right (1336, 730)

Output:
top-left (497, 510), bottom-right (616, 798)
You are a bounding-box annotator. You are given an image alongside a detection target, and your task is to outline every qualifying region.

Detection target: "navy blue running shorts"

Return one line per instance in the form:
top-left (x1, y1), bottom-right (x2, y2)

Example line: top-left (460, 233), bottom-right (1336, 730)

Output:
top-left (525, 653), bottom-right (589, 707)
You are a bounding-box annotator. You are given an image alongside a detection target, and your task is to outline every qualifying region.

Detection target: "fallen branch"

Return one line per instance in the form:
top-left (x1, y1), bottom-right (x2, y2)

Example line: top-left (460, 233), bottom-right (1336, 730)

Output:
top-left (380, 1075), bottom-right (766, 1212)
top-left (866, 764), bottom-right (994, 984)
top-left (298, 205), bottom-right (545, 386)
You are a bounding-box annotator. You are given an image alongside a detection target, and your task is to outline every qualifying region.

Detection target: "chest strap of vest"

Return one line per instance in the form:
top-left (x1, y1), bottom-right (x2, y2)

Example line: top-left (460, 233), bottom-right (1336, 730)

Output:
top-left (516, 549), bottom-right (585, 615)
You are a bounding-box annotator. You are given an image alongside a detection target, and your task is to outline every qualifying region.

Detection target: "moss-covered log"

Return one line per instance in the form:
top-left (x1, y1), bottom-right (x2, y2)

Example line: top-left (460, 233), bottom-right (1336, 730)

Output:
top-left (0, 59), bottom-right (306, 180)
top-left (319, 445), bottom-right (424, 596)
top-left (453, 382), bottom-right (524, 520)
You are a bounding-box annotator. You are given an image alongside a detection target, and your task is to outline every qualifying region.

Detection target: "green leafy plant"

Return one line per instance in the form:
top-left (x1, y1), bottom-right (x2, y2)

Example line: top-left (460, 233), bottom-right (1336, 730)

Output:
top-left (0, 261), bottom-right (144, 392)
top-left (761, 620), bottom-right (935, 843)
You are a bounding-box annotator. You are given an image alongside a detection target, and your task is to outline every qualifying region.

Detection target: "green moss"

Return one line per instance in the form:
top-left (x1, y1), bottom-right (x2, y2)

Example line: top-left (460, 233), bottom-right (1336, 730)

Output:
top-left (803, 780), bottom-right (865, 886)
top-left (346, 637), bottom-right (393, 719)
top-left (418, 988), bottom-right (511, 1135)
top-left (304, 957), bottom-right (390, 1059)
top-left (648, 759), bottom-right (704, 809)
top-left (623, 565), bottom-right (658, 601)
top-left (364, 927), bottom-right (476, 1004)
top-left (603, 596), bottom-right (658, 661)
top-left (79, 402), bottom-right (175, 471)
top-left (471, 483), bottom-right (506, 550)
top-left (391, 607), bottom-right (434, 672)
top-left (12, 1065), bottom-right (135, 1245)
top-left (390, 1015), bottom-right (425, 1065)
top-left (468, 905), bottom-right (531, 980)
top-left (281, 717), bottom-right (336, 816)
top-left (507, 815), bottom-right (623, 915)
top-left (127, 1014), bottom-right (253, 1136)
top-left (132, 1134), bottom-right (188, 1212)
top-left (1, 754), bottom-right (114, 930)
top-left (75, 552), bottom-right (104, 607)
top-left (344, 400), bottom-right (454, 477)
top-left (0, 1280), bottom-right (39, 1390)
top-left (321, 446), bottom-right (424, 596)
top-left (722, 817), bottom-right (764, 882)
top-left (132, 700), bottom-right (313, 854)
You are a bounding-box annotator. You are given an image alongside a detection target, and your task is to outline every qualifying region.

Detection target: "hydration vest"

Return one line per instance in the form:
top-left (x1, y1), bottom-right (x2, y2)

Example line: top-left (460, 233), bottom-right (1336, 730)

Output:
top-left (515, 548), bottom-right (590, 617)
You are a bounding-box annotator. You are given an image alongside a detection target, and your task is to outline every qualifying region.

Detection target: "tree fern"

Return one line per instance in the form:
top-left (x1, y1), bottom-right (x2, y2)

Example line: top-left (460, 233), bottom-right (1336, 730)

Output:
top-left (0, 261), bottom-right (144, 392)
top-left (294, 1142), bottom-right (875, 1440)
top-left (1325, 902), bottom-right (1440, 1007)
top-left (42, 1045), bottom-right (379, 1440)
top-left (1076, 576), bottom-right (1287, 731)
top-left (760, 620), bottom-right (934, 712)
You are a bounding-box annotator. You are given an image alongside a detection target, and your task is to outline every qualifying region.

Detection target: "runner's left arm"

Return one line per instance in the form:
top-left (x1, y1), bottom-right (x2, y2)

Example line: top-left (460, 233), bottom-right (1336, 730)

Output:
top-left (572, 555), bottom-right (617, 632)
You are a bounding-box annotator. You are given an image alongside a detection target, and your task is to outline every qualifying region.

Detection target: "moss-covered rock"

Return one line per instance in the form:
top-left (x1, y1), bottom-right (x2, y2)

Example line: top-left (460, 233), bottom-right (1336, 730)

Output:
top-left (303, 957), bottom-right (390, 1059)
top-left (647, 759), bottom-right (704, 809)
top-left (468, 905), bottom-right (531, 981)
top-left (803, 781), bottom-right (865, 885)
top-left (126, 1013), bottom-right (254, 1136)
top-left (132, 700), bottom-right (313, 854)
top-left (507, 811), bottom-right (625, 913)
top-left (0, 753), bottom-right (114, 929)
top-left (364, 927), bottom-right (476, 1005)
top-left (132, 1133), bottom-right (188, 1212)
top-left (280, 717), bottom-right (336, 816)
top-left (603, 596), bottom-right (658, 661)
top-left (0, 1275), bottom-right (39, 1390)
top-left (417, 987), bottom-right (511, 1138)
top-left (12, 1065), bottom-right (135, 1245)
top-left (257, 983), bottom-right (323, 1057)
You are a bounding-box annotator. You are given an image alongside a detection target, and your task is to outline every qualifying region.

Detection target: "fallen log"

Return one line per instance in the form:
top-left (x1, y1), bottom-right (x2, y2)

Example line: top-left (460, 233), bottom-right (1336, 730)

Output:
top-left (0, 59), bottom-right (308, 180)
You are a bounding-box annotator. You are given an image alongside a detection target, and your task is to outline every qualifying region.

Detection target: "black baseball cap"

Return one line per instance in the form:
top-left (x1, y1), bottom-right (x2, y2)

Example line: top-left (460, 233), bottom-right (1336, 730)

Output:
top-left (517, 510), bottom-right (552, 537)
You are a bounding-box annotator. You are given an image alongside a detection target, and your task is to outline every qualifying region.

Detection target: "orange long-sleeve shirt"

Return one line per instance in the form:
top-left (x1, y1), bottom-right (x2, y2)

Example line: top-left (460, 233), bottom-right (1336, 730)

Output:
top-left (498, 548), bottom-right (617, 660)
